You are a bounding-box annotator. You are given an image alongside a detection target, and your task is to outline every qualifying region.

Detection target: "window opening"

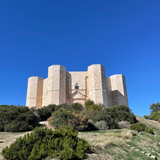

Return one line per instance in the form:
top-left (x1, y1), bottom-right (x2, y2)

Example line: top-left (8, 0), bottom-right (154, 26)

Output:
top-left (75, 83), bottom-right (79, 89)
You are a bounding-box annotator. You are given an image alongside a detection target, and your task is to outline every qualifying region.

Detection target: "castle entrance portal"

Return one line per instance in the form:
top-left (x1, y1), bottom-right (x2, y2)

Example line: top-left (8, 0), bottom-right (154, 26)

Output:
top-left (69, 90), bottom-right (86, 106)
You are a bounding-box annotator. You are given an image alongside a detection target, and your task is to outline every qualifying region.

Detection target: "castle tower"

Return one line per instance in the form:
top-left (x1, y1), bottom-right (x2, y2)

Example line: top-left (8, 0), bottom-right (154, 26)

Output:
top-left (47, 65), bottom-right (66, 105)
top-left (26, 77), bottom-right (43, 109)
top-left (88, 64), bottom-right (109, 107)
top-left (110, 74), bottom-right (128, 106)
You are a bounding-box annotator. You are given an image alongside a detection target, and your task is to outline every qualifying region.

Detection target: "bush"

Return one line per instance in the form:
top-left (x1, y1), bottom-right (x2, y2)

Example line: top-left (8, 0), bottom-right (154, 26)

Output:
top-left (2, 126), bottom-right (90, 160)
top-left (85, 109), bottom-right (99, 121)
top-left (145, 127), bottom-right (154, 134)
top-left (85, 99), bottom-right (94, 108)
top-left (71, 103), bottom-right (84, 111)
top-left (143, 115), bottom-right (149, 119)
top-left (49, 108), bottom-right (89, 131)
top-left (106, 105), bottom-right (137, 124)
top-left (0, 105), bottom-right (38, 132)
top-left (85, 99), bottom-right (103, 111)
top-left (92, 110), bottom-right (119, 129)
top-left (118, 121), bottom-right (131, 129)
top-left (35, 104), bottom-right (72, 121)
top-left (148, 110), bottom-right (160, 122)
top-left (95, 120), bottom-right (109, 130)
top-left (130, 122), bottom-right (146, 131)
top-left (130, 122), bottom-right (154, 134)
top-left (35, 104), bottom-right (57, 121)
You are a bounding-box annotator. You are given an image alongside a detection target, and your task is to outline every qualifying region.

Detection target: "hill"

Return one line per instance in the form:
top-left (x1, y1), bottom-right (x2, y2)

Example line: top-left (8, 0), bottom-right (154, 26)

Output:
top-left (0, 116), bottom-right (160, 160)
top-left (78, 116), bottom-right (160, 160)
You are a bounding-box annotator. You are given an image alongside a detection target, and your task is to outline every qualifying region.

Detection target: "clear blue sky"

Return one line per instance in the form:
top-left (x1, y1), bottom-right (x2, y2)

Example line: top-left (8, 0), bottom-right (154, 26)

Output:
top-left (0, 0), bottom-right (160, 117)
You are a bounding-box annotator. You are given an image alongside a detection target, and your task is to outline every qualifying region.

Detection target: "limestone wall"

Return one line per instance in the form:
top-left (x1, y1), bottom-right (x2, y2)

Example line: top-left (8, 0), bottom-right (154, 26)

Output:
top-left (42, 78), bottom-right (48, 107)
top-left (69, 72), bottom-right (87, 95)
top-left (110, 74), bottom-right (128, 106)
top-left (88, 64), bottom-right (109, 107)
top-left (66, 72), bottom-right (87, 105)
top-left (106, 77), bottom-right (112, 107)
top-left (47, 65), bottom-right (66, 105)
top-left (26, 76), bottom-right (43, 109)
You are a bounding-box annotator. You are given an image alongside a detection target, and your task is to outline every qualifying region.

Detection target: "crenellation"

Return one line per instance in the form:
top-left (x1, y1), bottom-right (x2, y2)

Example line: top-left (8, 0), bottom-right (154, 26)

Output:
top-left (26, 64), bottom-right (129, 108)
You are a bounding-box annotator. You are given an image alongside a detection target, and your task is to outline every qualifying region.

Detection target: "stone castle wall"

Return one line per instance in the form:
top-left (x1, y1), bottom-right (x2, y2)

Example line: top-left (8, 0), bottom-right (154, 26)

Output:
top-left (26, 77), bottom-right (43, 109)
top-left (26, 64), bottom-right (129, 109)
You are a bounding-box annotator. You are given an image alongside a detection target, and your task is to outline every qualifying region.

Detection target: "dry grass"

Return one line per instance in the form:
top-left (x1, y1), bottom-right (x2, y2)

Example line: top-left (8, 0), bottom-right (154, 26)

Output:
top-left (78, 129), bottom-right (136, 160)
top-left (78, 117), bottom-right (160, 159)
top-left (0, 131), bottom-right (31, 160)
top-left (79, 129), bottom-right (136, 149)
top-left (1, 116), bottom-right (160, 160)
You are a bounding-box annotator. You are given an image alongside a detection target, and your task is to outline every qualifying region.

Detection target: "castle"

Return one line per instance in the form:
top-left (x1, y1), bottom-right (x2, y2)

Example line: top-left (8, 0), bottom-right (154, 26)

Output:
top-left (26, 64), bottom-right (129, 109)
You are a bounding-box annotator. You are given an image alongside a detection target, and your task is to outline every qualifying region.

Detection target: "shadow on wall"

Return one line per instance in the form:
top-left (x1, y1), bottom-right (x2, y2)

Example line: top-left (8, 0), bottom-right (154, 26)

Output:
top-left (111, 90), bottom-right (128, 107)
top-left (66, 72), bottom-right (71, 104)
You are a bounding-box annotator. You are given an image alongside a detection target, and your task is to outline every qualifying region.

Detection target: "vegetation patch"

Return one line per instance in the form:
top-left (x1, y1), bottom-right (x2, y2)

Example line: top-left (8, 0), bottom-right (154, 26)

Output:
top-left (1, 126), bottom-right (90, 160)
top-left (130, 122), bottom-right (154, 134)
top-left (49, 107), bottom-right (89, 131)
top-left (0, 105), bottom-right (38, 132)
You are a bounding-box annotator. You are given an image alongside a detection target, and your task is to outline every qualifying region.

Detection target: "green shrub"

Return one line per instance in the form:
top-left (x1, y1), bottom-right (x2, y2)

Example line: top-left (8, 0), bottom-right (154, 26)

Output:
top-left (130, 122), bottom-right (154, 134)
top-left (0, 105), bottom-right (38, 132)
top-left (35, 103), bottom-right (74, 121)
top-left (45, 156), bottom-right (52, 160)
top-left (85, 99), bottom-right (94, 108)
top-left (35, 104), bottom-right (57, 121)
top-left (85, 109), bottom-right (99, 121)
top-left (2, 126), bottom-right (90, 160)
top-left (85, 99), bottom-right (103, 111)
top-left (143, 115), bottom-right (149, 119)
top-left (92, 110), bottom-right (119, 129)
top-left (49, 108), bottom-right (89, 131)
top-left (106, 105), bottom-right (137, 124)
top-left (148, 110), bottom-right (160, 122)
top-left (71, 103), bottom-right (83, 111)
top-left (130, 122), bottom-right (146, 131)
top-left (145, 127), bottom-right (154, 134)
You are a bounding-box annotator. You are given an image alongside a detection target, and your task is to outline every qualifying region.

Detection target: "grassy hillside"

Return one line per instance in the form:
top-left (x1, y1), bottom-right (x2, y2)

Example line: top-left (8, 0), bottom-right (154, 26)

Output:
top-left (1, 116), bottom-right (160, 160)
top-left (78, 116), bottom-right (160, 160)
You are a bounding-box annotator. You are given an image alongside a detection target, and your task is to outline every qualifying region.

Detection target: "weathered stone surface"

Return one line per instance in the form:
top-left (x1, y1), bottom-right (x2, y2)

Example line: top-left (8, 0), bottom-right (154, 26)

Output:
top-left (26, 77), bottom-right (43, 109)
top-left (26, 64), bottom-right (129, 108)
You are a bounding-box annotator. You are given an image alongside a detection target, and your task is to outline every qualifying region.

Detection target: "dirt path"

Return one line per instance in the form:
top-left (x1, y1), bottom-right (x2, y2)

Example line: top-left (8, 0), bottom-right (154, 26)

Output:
top-left (0, 131), bottom-right (31, 160)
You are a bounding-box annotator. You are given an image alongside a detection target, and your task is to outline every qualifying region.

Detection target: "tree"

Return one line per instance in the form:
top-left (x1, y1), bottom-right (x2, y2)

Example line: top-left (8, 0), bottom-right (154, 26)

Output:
top-left (148, 110), bottom-right (160, 122)
top-left (150, 102), bottom-right (160, 113)
top-left (105, 105), bottom-right (137, 124)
